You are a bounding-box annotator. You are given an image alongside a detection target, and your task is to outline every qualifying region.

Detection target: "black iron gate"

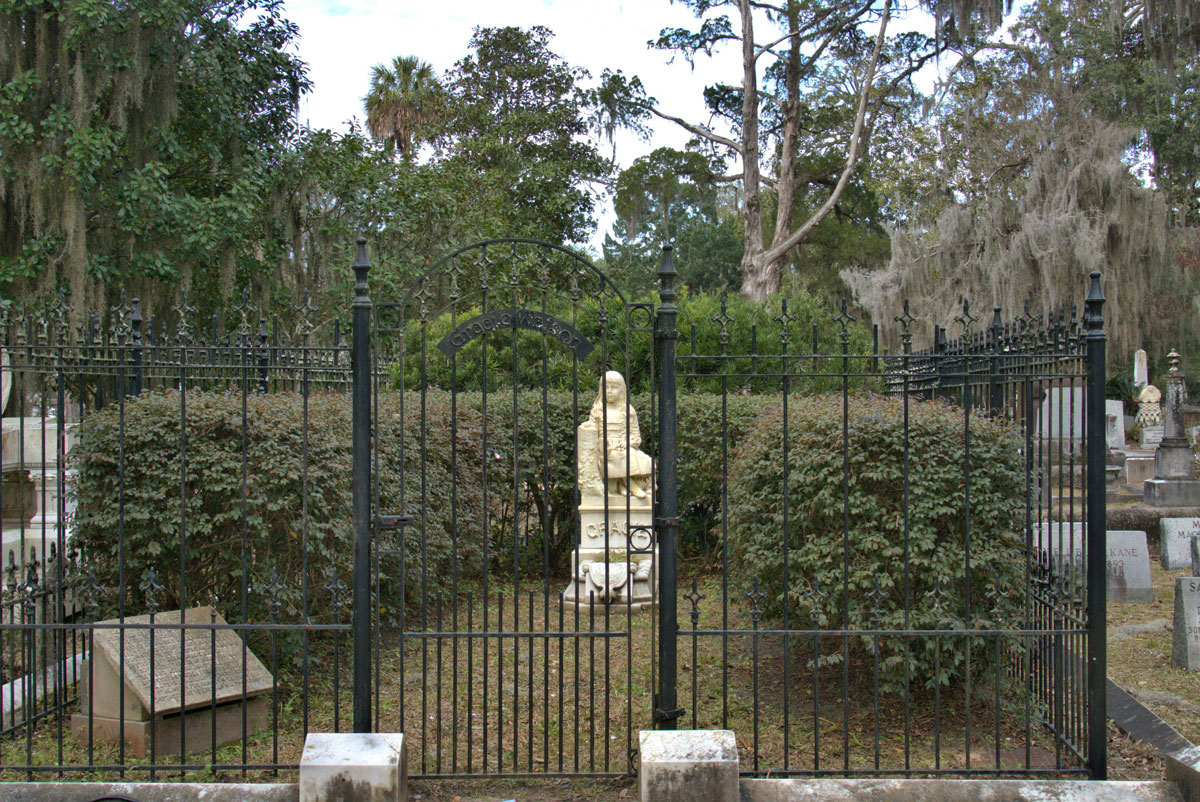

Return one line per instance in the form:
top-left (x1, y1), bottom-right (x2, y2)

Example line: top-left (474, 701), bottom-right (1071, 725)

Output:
top-left (352, 238), bottom-right (660, 777)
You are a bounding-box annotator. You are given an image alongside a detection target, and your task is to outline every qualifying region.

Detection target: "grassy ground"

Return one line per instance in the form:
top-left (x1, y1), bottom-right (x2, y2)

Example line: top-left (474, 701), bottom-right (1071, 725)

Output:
top-left (0, 570), bottom-right (1180, 795)
top-left (1107, 554), bottom-right (1200, 745)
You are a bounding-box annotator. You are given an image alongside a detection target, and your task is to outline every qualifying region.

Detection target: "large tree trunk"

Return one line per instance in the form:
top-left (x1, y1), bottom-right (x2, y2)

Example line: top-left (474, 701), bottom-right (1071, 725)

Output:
top-left (737, 0), bottom-right (766, 301)
top-left (762, 4), bottom-right (803, 301)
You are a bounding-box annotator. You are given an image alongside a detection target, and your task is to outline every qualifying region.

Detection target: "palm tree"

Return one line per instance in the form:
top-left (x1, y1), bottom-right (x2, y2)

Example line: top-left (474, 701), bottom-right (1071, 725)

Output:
top-left (362, 56), bottom-right (443, 158)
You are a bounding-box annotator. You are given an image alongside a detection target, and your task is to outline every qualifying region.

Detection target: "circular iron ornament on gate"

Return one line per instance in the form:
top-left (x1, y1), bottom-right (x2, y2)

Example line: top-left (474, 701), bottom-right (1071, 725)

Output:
top-left (627, 524), bottom-right (654, 554)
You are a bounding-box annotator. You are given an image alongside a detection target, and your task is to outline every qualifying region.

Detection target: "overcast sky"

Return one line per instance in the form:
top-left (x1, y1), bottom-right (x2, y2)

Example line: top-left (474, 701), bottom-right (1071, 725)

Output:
top-left (281, 0), bottom-right (756, 251)
top-left (278, 1), bottom-right (981, 253)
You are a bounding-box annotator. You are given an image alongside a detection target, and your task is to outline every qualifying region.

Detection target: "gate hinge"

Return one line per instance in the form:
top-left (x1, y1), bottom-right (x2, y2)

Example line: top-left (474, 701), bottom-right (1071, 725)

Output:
top-left (375, 514), bottom-right (414, 531)
top-left (654, 329), bottom-right (681, 341)
top-left (654, 516), bottom-right (680, 528)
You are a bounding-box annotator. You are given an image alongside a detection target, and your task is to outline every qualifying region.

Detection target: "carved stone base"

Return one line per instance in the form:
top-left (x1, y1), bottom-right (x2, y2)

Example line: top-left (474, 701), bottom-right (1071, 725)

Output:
top-left (563, 496), bottom-right (656, 612)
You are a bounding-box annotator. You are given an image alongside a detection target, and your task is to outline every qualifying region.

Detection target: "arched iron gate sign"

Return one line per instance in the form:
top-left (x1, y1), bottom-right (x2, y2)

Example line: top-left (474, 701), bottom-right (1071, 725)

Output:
top-left (349, 238), bottom-right (672, 778)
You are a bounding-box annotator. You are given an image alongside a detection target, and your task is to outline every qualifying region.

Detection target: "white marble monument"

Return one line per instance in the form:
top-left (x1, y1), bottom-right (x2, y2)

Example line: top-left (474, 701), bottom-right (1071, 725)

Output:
top-left (562, 372), bottom-right (656, 611)
top-left (1134, 349), bottom-right (1149, 391)
top-left (1138, 384), bottom-right (1165, 448)
top-left (1146, 351), bottom-right (1200, 507)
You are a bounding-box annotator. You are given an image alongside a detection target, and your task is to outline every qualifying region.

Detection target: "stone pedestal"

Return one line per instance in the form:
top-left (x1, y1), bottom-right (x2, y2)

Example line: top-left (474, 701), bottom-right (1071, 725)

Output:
top-left (562, 495), bottom-right (656, 611)
top-left (639, 730), bottom-right (738, 802)
top-left (1142, 425), bottom-right (1165, 449)
top-left (1, 419), bottom-right (77, 565)
top-left (300, 733), bottom-right (407, 802)
top-left (1146, 479), bottom-right (1200, 507)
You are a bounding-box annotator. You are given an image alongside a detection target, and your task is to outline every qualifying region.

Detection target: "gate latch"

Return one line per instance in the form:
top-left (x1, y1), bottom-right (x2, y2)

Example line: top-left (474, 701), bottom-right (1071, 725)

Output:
top-left (375, 514), bottom-right (414, 531)
top-left (653, 706), bottom-right (685, 724)
top-left (653, 694), bottom-right (685, 724)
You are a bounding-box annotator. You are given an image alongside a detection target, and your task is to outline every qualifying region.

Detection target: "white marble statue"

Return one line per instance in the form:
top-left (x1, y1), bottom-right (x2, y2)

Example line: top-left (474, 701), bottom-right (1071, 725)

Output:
top-left (580, 371), bottom-right (652, 499)
top-left (564, 371), bottom-right (657, 611)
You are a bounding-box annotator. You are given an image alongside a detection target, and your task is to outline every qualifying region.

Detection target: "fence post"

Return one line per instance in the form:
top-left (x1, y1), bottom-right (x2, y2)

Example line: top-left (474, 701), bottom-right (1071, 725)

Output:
top-left (1084, 271), bottom-right (1107, 779)
top-left (654, 244), bottom-right (682, 729)
top-left (351, 236), bottom-right (373, 733)
top-left (129, 299), bottom-right (143, 397)
top-left (934, 325), bottom-right (949, 400)
top-left (258, 318), bottom-right (270, 394)
top-left (988, 306), bottom-right (1003, 417)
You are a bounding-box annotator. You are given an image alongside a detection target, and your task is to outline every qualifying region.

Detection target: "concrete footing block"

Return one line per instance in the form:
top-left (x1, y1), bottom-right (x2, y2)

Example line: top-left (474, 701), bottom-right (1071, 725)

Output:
top-left (638, 729), bottom-right (738, 802)
top-left (300, 733), bottom-right (406, 802)
top-left (1168, 745), bottom-right (1200, 802)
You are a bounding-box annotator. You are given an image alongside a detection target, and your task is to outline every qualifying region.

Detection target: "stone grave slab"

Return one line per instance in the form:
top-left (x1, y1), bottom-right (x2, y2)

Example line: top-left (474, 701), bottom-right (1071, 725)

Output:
top-left (1174, 578), bottom-right (1200, 671)
top-left (1034, 525), bottom-right (1153, 602)
top-left (71, 606), bottom-right (274, 756)
top-left (1107, 399), bottom-right (1127, 449)
top-left (1037, 387), bottom-right (1085, 440)
top-left (1162, 518), bottom-right (1200, 571)
top-left (1107, 530), bottom-right (1154, 603)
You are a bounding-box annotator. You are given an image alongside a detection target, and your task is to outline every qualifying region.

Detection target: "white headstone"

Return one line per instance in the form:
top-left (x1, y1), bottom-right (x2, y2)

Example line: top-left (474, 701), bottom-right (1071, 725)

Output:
top-left (1037, 387), bottom-right (1086, 440)
top-left (1174, 578), bottom-right (1200, 670)
top-left (1134, 349), bottom-right (1149, 390)
top-left (1106, 399), bottom-right (1126, 449)
top-left (1035, 521), bottom-right (1086, 562)
top-left (1161, 518), bottom-right (1200, 570)
top-left (1107, 530), bottom-right (1153, 602)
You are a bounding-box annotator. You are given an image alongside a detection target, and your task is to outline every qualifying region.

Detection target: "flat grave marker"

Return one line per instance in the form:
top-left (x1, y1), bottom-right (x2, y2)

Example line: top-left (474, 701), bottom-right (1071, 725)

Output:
top-left (72, 606), bottom-right (274, 757)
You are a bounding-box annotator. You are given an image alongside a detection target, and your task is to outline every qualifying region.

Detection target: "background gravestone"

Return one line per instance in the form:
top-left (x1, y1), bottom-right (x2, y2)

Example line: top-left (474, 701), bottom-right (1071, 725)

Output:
top-left (1161, 518), bottom-right (1200, 570)
top-left (1107, 530), bottom-right (1154, 603)
top-left (1174, 578), bottom-right (1200, 670)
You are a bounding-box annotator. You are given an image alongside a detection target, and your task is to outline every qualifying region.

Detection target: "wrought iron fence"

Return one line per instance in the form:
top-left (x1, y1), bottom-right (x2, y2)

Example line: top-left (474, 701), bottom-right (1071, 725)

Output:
top-left (0, 243), bottom-right (1107, 783)
top-left (664, 276), bottom-right (1105, 778)
top-left (0, 293), bottom-right (355, 779)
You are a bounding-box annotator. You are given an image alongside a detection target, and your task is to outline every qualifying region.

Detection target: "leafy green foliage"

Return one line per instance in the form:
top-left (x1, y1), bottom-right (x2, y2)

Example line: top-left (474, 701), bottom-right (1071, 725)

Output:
top-left (388, 290), bottom-right (877, 396)
top-left (726, 394), bottom-right (1025, 692)
top-left (439, 26), bottom-right (612, 244)
top-left (71, 391), bottom-right (486, 642)
top-left (0, 0), bottom-right (309, 313)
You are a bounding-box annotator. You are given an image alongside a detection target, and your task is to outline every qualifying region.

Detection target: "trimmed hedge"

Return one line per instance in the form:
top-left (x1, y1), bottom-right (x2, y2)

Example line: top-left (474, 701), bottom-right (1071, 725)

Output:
top-left (726, 393), bottom-right (1026, 692)
top-left (71, 388), bottom-right (770, 632)
top-left (72, 390), bottom-right (487, 635)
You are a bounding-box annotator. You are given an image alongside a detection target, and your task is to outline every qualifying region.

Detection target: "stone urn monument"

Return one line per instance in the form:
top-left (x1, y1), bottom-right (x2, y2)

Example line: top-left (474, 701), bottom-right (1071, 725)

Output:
top-left (562, 371), bottom-right (657, 611)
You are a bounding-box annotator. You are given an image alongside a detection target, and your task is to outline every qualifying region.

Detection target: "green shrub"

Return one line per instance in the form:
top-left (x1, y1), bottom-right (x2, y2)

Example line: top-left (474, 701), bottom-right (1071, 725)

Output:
top-left (726, 393), bottom-right (1025, 692)
top-left (72, 390), bottom-right (487, 641)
